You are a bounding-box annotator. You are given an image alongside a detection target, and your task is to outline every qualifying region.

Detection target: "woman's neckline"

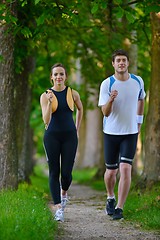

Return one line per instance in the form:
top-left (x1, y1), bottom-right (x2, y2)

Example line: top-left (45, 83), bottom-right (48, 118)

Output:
top-left (51, 86), bottom-right (67, 92)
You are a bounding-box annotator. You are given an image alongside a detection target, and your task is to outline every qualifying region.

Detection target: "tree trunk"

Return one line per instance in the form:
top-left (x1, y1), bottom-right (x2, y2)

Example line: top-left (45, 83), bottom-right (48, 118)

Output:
top-left (71, 59), bottom-right (86, 168)
top-left (14, 57), bottom-right (35, 182)
top-left (143, 12), bottom-right (160, 185)
top-left (0, 20), bottom-right (18, 189)
top-left (14, 0), bottom-right (36, 182)
top-left (0, 0), bottom-right (35, 187)
top-left (80, 88), bottom-right (102, 168)
top-left (128, 39), bottom-right (144, 176)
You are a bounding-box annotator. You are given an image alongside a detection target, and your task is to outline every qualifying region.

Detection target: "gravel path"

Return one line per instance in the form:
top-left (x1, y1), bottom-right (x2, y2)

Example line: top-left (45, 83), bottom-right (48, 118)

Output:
top-left (50, 183), bottom-right (160, 240)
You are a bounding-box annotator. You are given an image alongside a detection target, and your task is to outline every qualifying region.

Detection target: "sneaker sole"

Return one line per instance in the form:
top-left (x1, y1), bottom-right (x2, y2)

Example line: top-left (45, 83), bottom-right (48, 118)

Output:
top-left (105, 209), bottom-right (114, 216)
top-left (54, 217), bottom-right (64, 222)
top-left (113, 216), bottom-right (124, 220)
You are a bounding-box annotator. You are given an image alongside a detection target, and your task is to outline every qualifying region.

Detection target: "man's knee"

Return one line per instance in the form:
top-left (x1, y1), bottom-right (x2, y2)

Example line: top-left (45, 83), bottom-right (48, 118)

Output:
top-left (105, 168), bottom-right (117, 179)
top-left (119, 163), bottom-right (132, 178)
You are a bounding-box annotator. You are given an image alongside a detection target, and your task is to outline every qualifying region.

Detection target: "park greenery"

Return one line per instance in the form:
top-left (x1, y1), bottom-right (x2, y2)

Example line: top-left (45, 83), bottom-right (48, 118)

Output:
top-left (72, 168), bottom-right (160, 231)
top-left (0, 165), bottom-right (57, 240)
top-left (0, 2), bottom-right (160, 237)
top-left (0, 164), bottom-right (159, 240)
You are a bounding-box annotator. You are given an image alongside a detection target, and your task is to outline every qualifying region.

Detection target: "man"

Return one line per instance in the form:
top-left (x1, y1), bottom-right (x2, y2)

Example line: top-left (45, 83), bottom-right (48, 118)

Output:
top-left (98, 49), bottom-right (145, 220)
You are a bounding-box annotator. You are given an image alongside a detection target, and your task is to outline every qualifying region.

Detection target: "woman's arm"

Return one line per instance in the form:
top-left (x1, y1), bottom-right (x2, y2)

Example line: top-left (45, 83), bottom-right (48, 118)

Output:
top-left (72, 90), bottom-right (83, 135)
top-left (40, 91), bottom-right (53, 126)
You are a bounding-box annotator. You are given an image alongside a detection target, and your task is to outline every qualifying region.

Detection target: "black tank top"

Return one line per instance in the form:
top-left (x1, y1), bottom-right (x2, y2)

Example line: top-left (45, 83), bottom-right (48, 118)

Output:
top-left (46, 87), bottom-right (76, 132)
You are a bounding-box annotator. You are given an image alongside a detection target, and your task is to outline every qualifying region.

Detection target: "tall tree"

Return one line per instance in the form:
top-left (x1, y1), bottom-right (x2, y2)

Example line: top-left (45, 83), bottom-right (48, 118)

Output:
top-left (0, 0), bottom-right (36, 187)
top-left (143, 11), bottom-right (160, 185)
top-left (14, 1), bottom-right (36, 182)
top-left (0, 1), bottom-right (18, 189)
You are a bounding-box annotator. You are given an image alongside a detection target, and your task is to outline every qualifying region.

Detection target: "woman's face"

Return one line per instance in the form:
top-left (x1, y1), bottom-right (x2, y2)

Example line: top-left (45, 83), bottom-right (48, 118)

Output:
top-left (51, 67), bottom-right (66, 86)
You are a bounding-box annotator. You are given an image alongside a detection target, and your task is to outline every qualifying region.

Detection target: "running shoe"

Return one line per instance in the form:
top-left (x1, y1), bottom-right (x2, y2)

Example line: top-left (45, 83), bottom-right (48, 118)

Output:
top-left (54, 208), bottom-right (64, 222)
top-left (61, 197), bottom-right (69, 211)
top-left (106, 198), bottom-right (116, 215)
top-left (113, 208), bottom-right (124, 220)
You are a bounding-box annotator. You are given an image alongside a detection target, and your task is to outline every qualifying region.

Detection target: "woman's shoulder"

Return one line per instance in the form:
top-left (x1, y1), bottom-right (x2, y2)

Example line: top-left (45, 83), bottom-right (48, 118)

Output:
top-left (68, 87), bottom-right (78, 94)
top-left (40, 89), bottom-right (50, 102)
top-left (71, 88), bottom-right (80, 97)
top-left (40, 91), bottom-right (46, 99)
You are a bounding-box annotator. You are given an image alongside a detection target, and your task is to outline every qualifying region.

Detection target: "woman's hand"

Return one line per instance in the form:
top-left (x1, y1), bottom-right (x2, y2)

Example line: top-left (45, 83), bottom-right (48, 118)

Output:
top-left (46, 90), bottom-right (54, 103)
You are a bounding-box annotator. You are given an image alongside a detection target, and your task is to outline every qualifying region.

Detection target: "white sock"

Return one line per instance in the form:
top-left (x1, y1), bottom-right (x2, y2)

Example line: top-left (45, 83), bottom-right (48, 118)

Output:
top-left (61, 194), bottom-right (67, 199)
top-left (115, 206), bottom-right (123, 210)
top-left (107, 196), bottom-right (115, 200)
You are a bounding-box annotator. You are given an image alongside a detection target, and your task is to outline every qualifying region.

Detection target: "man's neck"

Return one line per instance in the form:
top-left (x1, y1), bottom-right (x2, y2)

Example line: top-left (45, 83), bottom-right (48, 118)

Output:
top-left (114, 72), bottom-right (129, 81)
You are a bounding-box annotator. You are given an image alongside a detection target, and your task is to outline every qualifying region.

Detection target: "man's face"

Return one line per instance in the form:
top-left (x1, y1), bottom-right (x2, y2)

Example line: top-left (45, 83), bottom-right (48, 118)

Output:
top-left (112, 55), bottom-right (129, 74)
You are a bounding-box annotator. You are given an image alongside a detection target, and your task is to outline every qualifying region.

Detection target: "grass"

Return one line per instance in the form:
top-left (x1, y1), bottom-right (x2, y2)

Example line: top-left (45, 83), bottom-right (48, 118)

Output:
top-left (0, 164), bottom-right (57, 240)
top-left (72, 167), bottom-right (160, 232)
top-left (1, 165), bottom-right (159, 239)
top-left (125, 184), bottom-right (160, 230)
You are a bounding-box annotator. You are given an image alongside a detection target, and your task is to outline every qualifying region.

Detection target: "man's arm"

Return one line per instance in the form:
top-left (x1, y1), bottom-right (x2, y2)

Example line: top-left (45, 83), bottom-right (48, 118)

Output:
top-left (101, 90), bottom-right (118, 116)
top-left (137, 99), bottom-right (145, 133)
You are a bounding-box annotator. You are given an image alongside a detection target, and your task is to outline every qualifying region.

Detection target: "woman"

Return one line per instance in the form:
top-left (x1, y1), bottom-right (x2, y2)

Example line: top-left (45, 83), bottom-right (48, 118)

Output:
top-left (40, 63), bottom-right (83, 222)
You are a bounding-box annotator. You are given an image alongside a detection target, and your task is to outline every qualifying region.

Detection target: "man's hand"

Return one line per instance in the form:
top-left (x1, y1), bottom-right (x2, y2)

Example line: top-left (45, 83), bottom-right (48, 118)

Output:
top-left (109, 90), bottom-right (118, 102)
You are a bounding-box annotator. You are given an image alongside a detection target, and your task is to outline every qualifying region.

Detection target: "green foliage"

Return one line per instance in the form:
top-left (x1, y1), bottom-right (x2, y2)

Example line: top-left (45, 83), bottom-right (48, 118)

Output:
top-left (30, 105), bottom-right (45, 157)
top-left (116, 7), bottom-right (124, 18)
top-left (0, 164), bottom-right (56, 240)
top-left (30, 163), bottom-right (50, 194)
top-left (20, 27), bottom-right (32, 38)
top-left (29, 0), bottom-right (153, 156)
top-left (35, 0), bottom-right (41, 5)
top-left (0, 55), bottom-right (4, 63)
top-left (20, 0), bottom-right (28, 7)
top-left (91, 3), bottom-right (99, 14)
top-left (144, 4), bottom-right (160, 14)
top-left (73, 168), bottom-right (98, 184)
top-left (126, 183), bottom-right (160, 230)
top-left (1, 0), bottom-right (155, 156)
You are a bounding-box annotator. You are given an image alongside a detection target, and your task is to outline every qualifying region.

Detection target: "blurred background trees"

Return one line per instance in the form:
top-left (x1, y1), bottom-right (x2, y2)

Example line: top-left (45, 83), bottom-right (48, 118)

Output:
top-left (0, 0), bottom-right (160, 189)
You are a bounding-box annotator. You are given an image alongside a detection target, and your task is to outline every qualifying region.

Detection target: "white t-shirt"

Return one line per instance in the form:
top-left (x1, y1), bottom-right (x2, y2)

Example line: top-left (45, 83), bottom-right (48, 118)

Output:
top-left (98, 74), bottom-right (146, 135)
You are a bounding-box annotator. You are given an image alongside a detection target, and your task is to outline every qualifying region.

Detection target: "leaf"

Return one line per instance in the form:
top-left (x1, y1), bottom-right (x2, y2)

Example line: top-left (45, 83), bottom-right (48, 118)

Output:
top-left (35, 0), bottom-right (40, 5)
top-left (115, 0), bottom-right (123, 4)
top-left (20, 0), bottom-right (28, 7)
top-left (116, 7), bottom-right (124, 19)
top-left (10, 15), bottom-right (18, 24)
top-left (145, 5), bottom-right (160, 14)
top-left (0, 55), bottom-right (4, 63)
top-left (36, 14), bottom-right (46, 26)
top-left (21, 27), bottom-right (32, 38)
top-left (91, 4), bottom-right (99, 14)
top-left (125, 12), bottom-right (135, 23)
top-left (101, 2), bottom-right (107, 9)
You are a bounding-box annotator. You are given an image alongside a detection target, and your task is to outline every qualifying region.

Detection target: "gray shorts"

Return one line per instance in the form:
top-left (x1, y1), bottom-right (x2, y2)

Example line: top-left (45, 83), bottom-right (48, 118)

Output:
top-left (104, 133), bottom-right (138, 169)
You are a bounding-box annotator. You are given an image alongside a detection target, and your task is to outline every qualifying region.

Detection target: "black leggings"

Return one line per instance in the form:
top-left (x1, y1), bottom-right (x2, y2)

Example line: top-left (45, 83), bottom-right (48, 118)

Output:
top-left (43, 130), bottom-right (78, 204)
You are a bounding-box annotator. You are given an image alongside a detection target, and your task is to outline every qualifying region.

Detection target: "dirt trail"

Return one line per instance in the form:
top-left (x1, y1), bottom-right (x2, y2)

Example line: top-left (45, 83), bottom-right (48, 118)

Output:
top-left (51, 183), bottom-right (160, 240)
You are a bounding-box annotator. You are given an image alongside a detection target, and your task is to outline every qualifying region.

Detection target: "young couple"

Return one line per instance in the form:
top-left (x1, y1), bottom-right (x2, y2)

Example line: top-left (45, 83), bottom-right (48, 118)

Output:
top-left (40, 49), bottom-right (145, 222)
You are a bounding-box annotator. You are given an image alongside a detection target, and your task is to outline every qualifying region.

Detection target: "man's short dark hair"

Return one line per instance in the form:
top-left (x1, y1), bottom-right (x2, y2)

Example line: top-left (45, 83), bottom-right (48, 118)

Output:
top-left (112, 49), bottom-right (129, 62)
